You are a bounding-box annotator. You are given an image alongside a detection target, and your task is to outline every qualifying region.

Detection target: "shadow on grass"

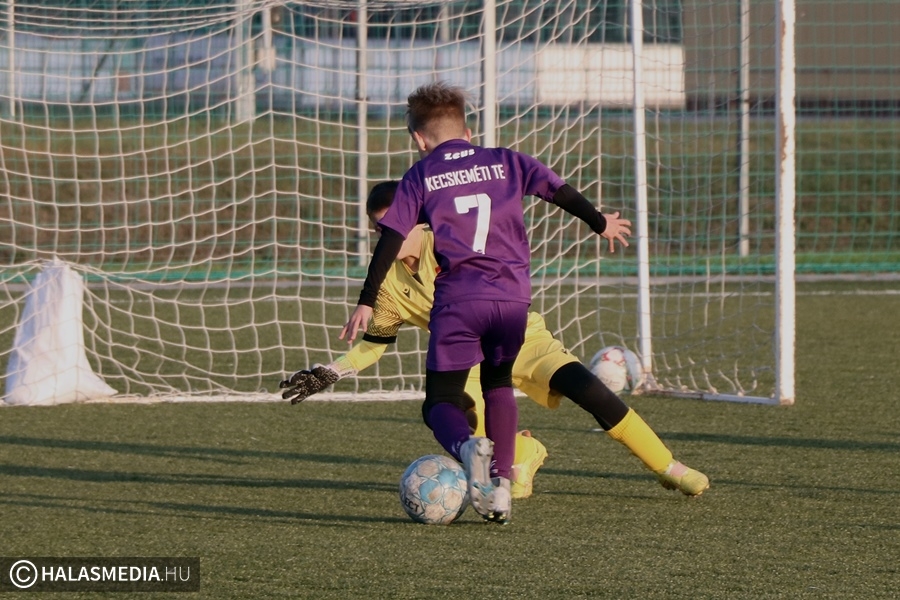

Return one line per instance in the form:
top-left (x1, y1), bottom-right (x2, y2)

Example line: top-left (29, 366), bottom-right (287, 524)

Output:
top-left (0, 492), bottom-right (413, 526)
top-left (654, 431), bottom-right (900, 452)
top-left (0, 463), bottom-right (397, 493)
top-left (534, 466), bottom-right (899, 498)
top-left (0, 434), bottom-right (398, 466)
top-left (143, 500), bottom-right (413, 525)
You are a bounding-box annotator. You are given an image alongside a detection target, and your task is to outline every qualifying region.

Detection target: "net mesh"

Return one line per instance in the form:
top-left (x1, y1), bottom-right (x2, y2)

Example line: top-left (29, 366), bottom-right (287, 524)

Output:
top-left (0, 0), bottom-right (894, 402)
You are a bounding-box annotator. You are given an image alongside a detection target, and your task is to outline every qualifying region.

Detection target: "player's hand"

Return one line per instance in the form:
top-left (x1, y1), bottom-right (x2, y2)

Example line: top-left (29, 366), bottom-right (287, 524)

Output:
top-left (279, 364), bottom-right (341, 404)
top-left (600, 211), bottom-right (631, 253)
top-left (340, 304), bottom-right (373, 344)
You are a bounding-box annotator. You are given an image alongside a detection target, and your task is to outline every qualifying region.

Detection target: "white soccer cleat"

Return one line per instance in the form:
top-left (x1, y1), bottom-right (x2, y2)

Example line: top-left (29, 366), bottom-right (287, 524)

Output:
top-left (487, 477), bottom-right (512, 524)
top-left (459, 436), bottom-right (495, 519)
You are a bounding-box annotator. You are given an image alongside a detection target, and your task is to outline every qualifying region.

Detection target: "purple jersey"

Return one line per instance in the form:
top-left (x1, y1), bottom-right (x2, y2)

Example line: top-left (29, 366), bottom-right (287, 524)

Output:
top-left (379, 139), bottom-right (565, 307)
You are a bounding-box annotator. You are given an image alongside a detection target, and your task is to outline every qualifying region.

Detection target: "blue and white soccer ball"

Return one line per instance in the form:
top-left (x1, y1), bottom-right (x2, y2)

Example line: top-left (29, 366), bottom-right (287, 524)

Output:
top-left (589, 345), bottom-right (645, 395)
top-left (399, 454), bottom-right (469, 525)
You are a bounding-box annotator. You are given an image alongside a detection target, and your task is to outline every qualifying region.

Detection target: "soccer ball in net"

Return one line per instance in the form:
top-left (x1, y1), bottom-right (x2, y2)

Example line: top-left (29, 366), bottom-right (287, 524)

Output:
top-left (589, 345), bottom-right (645, 395)
top-left (399, 454), bottom-right (469, 525)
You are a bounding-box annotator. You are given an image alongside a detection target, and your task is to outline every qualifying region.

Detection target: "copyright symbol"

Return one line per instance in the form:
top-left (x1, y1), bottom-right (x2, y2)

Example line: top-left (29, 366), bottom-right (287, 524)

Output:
top-left (9, 560), bottom-right (38, 589)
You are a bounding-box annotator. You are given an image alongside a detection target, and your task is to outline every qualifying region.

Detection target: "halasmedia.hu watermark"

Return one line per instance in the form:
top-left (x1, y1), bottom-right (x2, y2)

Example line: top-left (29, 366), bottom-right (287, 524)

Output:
top-left (0, 557), bottom-right (200, 592)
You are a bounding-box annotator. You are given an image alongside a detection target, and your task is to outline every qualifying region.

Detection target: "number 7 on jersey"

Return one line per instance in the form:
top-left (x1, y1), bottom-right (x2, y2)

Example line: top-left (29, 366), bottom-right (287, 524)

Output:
top-left (454, 193), bottom-right (492, 254)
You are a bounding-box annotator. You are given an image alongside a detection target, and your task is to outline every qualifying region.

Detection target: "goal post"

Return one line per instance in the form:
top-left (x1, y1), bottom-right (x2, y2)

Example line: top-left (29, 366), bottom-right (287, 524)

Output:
top-left (774, 0), bottom-right (797, 405)
top-left (630, 0), bottom-right (797, 405)
top-left (0, 0), bottom-right (836, 406)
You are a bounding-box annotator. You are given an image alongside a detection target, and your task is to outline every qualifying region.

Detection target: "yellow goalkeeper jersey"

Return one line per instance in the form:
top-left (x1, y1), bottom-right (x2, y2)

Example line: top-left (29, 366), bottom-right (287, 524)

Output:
top-left (336, 230), bottom-right (579, 409)
top-left (364, 231), bottom-right (440, 342)
top-left (333, 230), bottom-right (439, 375)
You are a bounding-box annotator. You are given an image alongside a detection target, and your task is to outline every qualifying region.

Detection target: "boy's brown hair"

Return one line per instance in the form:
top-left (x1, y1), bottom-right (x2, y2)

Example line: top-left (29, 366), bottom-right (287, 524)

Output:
top-left (406, 81), bottom-right (469, 140)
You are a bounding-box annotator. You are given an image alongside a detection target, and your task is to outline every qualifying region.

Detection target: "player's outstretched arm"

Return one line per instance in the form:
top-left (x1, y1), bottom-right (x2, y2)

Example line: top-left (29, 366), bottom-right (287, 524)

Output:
top-left (341, 228), bottom-right (405, 343)
top-left (551, 184), bottom-right (631, 252)
top-left (280, 338), bottom-right (393, 404)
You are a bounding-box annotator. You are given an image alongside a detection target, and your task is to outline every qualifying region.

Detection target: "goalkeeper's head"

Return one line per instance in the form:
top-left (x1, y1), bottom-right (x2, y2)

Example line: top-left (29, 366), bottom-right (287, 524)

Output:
top-left (366, 181), bottom-right (427, 261)
top-left (366, 180), bottom-right (399, 223)
top-left (406, 81), bottom-right (472, 157)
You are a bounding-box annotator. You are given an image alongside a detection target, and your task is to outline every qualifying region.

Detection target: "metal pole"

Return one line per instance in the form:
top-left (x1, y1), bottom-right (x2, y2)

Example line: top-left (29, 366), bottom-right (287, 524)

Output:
top-left (775, 0), bottom-right (796, 405)
top-left (631, 0), bottom-right (654, 384)
top-left (8, 0), bottom-right (15, 118)
top-left (356, 0), bottom-right (369, 264)
top-left (233, 0), bottom-right (254, 123)
top-left (261, 5), bottom-right (274, 71)
top-left (481, 0), bottom-right (497, 147)
top-left (738, 0), bottom-right (751, 257)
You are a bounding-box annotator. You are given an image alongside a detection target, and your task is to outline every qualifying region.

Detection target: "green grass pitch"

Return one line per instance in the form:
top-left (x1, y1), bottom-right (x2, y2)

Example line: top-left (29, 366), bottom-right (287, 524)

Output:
top-left (0, 280), bottom-right (898, 598)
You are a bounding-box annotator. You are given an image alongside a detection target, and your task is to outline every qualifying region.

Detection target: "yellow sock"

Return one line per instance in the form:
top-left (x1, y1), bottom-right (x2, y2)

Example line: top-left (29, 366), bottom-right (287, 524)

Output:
top-left (606, 408), bottom-right (673, 473)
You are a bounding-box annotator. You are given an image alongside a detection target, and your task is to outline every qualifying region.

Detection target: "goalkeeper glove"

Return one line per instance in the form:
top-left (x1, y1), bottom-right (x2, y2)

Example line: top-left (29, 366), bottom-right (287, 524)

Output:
top-left (279, 364), bottom-right (341, 404)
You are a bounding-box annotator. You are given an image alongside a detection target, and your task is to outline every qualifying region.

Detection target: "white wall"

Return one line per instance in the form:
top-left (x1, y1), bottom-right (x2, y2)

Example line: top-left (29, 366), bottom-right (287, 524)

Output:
top-left (0, 34), bottom-right (686, 110)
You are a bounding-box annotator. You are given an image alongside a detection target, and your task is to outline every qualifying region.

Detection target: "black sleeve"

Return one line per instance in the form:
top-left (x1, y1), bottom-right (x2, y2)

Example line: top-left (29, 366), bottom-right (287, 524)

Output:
top-left (357, 227), bottom-right (405, 307)
top-left (552, 184), bottom-right (607, 235)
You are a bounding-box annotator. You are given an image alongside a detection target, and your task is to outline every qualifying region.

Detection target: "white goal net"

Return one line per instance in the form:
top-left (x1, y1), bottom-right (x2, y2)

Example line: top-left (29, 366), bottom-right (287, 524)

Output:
top-left (0, 0), bottom-right (793, 404)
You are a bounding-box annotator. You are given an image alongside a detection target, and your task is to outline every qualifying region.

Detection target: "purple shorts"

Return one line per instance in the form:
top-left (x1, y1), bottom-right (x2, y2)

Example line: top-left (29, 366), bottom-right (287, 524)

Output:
top-left (426, 300), bottom-right (529, 372)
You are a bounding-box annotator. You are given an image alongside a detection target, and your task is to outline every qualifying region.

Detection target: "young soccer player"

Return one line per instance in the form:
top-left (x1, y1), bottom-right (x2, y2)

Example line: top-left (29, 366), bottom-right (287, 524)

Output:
top-left (340, 82), bottom-right (630, 524)
top-left (283, 181), bottom-right (710, 503)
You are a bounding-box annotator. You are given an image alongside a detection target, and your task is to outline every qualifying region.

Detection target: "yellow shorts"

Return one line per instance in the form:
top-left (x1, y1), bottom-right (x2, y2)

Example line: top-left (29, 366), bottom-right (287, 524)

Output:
top-left (464, 312), bottom-right (581, 434)
top-left (511, 312), bottom-right (581, 409)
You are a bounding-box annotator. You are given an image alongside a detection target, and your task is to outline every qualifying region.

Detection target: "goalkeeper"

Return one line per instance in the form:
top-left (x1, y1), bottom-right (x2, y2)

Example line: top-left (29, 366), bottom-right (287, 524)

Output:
top-left (281, 181), bottom-right (709, 499)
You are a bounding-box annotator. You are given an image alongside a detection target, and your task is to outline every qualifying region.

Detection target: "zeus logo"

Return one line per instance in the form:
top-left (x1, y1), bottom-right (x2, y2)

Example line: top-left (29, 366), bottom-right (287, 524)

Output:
top-left (444, 148), bottom-right (475, 160)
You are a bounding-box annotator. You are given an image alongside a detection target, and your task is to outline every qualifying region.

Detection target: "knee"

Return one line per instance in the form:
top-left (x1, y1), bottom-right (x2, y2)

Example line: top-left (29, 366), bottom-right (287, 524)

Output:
top-left (480, 360), bottom-right (514, 391)
top-left (421, 392), bottom-right (477, 430)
